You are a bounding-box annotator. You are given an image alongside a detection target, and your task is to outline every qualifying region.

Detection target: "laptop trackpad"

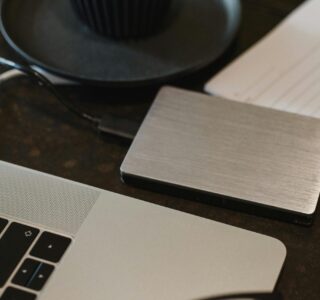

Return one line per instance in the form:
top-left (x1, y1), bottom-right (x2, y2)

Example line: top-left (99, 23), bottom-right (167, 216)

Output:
top-left (42, 193), bottom-right (286, 300)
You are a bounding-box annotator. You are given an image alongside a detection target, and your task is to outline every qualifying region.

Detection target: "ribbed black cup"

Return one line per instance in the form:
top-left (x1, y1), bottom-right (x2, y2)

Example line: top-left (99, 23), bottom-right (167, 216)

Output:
top-left (71, 0), bottom-right (172, 39)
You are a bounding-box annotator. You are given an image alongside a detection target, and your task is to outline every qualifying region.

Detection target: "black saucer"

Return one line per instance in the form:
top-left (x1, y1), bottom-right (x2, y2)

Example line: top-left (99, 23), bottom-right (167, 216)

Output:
top-left (0, 0), bottom-right (241, 87)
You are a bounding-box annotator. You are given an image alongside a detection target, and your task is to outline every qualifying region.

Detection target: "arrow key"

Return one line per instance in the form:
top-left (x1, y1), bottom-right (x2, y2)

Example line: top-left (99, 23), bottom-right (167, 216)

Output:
top-left (28, 262), bottom-right (54, 291)
top-left (12, 259), bottom-right (40, 287)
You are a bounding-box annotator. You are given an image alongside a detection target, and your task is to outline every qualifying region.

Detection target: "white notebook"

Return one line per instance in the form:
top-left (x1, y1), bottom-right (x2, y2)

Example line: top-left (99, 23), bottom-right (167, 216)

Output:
top-left (205, 0), bottom-right (320, 118)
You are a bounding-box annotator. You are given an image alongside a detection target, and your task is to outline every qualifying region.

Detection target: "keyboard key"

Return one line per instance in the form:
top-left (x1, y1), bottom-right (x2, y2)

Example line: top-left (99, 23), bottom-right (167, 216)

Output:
top-left (12, 258), bottom-right (41, 287)
top-left (0, 218), bottom-right (8, 234)
top-left (30, 232), bottom-right (71, 263)
top-left (12, 258), bottom-right (54, 291)
top-left (1, 287), bottom-right (36, 300)
top-left (0, 223), bottom-right (39, 287)
top-left (28, 262), bottom-right (54, 291)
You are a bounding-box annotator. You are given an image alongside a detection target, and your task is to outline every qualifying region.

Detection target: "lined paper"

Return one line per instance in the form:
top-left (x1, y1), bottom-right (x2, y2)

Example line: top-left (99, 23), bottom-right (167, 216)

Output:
top-left (205, 0), bottom-right (320, 118)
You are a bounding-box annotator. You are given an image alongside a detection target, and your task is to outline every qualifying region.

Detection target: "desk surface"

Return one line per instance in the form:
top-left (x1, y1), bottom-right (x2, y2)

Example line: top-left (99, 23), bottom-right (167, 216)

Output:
top-left (0, 1), bottom-right (318, 299)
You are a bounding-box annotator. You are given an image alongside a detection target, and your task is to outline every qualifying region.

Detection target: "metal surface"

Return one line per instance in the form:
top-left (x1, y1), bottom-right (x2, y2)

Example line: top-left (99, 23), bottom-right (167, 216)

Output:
top-left (0, 0), bottom-right (241, 86)
top-left (0, 1), bottom-right (318, 298)
top-left (121, 87), bottom-right (320, 222)
top-left (0, 161), bottom-right (286, 300)
top-left (42, 194), bottom-right (285, 300)
top-left (0, 161), bottom-right (99, 236)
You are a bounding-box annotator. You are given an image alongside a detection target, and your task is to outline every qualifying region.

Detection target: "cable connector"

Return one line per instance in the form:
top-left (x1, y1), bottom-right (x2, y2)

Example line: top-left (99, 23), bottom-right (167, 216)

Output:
top-left (97, 113), bottom-right (140, 140)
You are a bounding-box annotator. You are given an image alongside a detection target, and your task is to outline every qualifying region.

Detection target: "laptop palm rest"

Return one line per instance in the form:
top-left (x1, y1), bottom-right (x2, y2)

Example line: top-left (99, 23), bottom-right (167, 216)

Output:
top-left (42, 193), bottom-right (286, 300)
top-left (0, 161), bottom-right (286, 299)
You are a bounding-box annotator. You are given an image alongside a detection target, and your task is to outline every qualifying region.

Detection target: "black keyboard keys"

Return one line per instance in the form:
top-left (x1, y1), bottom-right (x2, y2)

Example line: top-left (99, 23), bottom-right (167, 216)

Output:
top-left (0, 218), bottom-right (8, 234)
top-left (12, 258), bottom-right (41, 287)
top-left (2, 287), bottom-right (36, 300)
top-left (0, 223), bottom-right (39, 287)
top-left (12, 258), bottom-right (54, 291)
top-left (28, 262), bottom-right (54, 291)
top-left (30, 231), bottom-right (71, 263)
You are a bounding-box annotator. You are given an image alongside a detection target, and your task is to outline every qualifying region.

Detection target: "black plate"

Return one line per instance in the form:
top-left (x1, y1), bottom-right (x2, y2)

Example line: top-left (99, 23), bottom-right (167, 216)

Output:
top-left (0, 0), bottom-right (241, 87)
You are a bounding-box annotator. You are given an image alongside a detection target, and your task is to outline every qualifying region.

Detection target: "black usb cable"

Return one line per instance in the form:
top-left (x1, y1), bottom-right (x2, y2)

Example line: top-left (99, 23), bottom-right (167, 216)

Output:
top-left (0, 57), bottom-right (139, 140)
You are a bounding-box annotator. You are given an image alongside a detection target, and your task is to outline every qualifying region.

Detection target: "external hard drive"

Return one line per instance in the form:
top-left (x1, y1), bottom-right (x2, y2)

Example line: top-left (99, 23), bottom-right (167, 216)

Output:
top-left (121, 87), bottom-right (320, 225)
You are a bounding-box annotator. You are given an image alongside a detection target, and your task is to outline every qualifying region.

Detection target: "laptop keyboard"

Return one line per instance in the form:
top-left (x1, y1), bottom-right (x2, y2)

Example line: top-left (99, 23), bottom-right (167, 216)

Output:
top-left (0, 217), bottom-right (72, 299)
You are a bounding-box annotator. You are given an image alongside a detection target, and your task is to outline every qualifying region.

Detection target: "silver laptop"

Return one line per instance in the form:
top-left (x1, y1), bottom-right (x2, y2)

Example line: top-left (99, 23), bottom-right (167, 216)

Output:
top-left (0, 160), bottom-right (286, 299)
top-left (121, 87), bottom-right (320, 225)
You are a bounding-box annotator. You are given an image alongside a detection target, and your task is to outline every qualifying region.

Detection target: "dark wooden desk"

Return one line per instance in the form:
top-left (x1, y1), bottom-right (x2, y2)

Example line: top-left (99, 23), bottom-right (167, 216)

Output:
top-left (0, 1), bottom-right (318, 299)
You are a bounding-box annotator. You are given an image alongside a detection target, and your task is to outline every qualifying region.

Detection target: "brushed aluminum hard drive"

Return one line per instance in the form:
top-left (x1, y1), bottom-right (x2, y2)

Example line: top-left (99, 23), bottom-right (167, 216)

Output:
top-left (121, 87), bottom-right (320, 225)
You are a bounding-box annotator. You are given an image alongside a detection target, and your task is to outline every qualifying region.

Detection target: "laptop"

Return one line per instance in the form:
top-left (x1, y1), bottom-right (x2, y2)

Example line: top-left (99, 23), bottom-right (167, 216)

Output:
top-left (0, 160), bottom-right (286, 299)
top-left (121, 87), bottom-right (320, 225)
